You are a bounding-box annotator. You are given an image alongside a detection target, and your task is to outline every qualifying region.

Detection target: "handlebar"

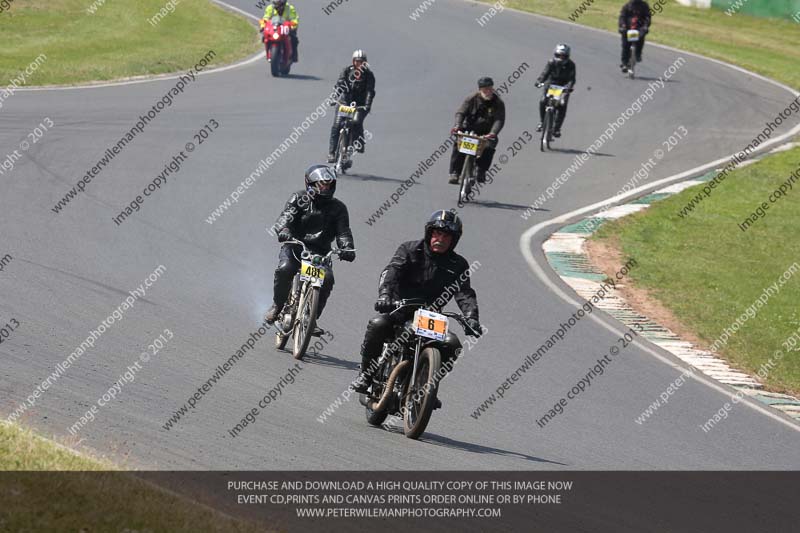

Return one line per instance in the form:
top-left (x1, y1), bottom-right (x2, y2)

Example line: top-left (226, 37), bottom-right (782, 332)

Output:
top-left (389, 299), bottom-right (482, 337)
top-left (282, 239), bottom-right (355, 261)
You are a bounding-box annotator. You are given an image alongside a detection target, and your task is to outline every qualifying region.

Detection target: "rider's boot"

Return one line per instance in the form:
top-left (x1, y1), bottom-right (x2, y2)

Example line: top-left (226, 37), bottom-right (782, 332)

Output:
top-left (536, 123), bottom-right (543, 132)
top-left (433, 397), bottom-right (442, 410)
top-left (265, 304), bottom-right (280, 325)
top-left (327, 152), bottom-right (336, 164)
top-left (351, 355), bottom-right (375, 393)
top-left (553, 129), bottom-right (562, 138)
top-left (476, 168), bottom-right (486, 184)
top-left (620, 64), bottom-right (628, 73)
top-left (448, 174), bottom-right (459, 185)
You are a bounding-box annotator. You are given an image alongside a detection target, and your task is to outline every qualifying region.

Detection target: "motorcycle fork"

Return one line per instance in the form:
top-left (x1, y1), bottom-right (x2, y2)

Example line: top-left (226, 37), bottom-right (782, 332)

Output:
top-left (409, 338), bottom-right (423, 394)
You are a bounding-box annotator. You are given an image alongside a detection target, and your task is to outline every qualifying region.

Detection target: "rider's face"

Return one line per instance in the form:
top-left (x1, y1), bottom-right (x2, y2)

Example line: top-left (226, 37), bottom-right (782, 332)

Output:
top-left (430, 230), bottom-right (453, 253)
top-left (479, 86), bottom-right (494, 99)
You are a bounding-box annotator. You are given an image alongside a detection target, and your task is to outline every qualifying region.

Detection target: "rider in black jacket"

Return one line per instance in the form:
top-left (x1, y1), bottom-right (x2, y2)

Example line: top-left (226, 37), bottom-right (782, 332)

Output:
top-left (448, 77), bottom-right (505, 185)
top-left (619, 0), bottom-right (651, 71)
top-left (351, 210), bottom-right (482, 400)
top-left (328, 50), bottom-right (376, 163)
top-left (265, 165), bottom-right (355, 325)
top-left (536, 44), bottom-right (576, 138)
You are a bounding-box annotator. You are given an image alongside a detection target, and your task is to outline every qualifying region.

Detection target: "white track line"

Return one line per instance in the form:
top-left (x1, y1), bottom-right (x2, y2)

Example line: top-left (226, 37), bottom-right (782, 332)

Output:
top-left (512, 5), bottom-right (800, 431)
top-left (14, 1), bottom-right (262, 92)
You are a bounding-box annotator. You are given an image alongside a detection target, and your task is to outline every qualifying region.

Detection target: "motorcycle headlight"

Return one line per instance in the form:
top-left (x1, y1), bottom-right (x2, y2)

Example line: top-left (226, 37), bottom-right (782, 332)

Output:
top-left (273, 32), bottom-right (279, 39)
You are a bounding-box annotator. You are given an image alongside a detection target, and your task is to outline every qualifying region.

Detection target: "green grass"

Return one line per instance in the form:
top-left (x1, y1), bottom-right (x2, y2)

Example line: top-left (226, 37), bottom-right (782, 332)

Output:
top-left (0, 0), bottom-right (258, 85)
top-left (594, 147), bottom-right (800, 396)
top-left (487, 0), bottom-right (800, 89)
top-left (0, 421), bottom-right (265, 531)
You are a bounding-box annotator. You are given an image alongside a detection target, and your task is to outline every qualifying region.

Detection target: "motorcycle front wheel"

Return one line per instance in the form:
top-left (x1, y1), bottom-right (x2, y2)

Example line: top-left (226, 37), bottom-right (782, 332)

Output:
top-left (459, 156), bottom-right (473, 204)
top-left (402, 347), bottom-right (441, 440)
top-left (269, 43), bottom-right (281, 77)
top-left (292, 285), bottom-right (319, 360)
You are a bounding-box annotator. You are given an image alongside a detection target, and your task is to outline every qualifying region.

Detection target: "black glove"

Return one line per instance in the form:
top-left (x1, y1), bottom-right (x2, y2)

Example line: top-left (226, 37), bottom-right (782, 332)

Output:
top-left (340, 250), bottom-right (355, 262)
top-left (619, 26), bottom-right (627, 34)
top-left (535, 81), bottom-right (544, 88)
top-left (465, 317), bottom-right (482, 337)
top-left (374, 296), bottom-right (394, 313)
top-left (277, 229), bottom-right (292, 243)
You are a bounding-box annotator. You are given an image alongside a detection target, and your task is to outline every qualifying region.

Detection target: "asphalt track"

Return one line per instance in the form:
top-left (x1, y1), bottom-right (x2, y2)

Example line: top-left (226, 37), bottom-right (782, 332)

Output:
top-left (1, 0), bottom-right (799, 472)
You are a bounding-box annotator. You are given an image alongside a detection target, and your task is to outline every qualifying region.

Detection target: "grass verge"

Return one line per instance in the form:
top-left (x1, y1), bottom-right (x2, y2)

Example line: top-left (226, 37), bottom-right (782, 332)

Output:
top-left (482, 0), bottom-right (800, 89)
top-left (0, 0), bottom-right (258, 86)
top-left (0, 421), bottom-right (263, 531)
top-left (593, 147), bottom-right (800, 396)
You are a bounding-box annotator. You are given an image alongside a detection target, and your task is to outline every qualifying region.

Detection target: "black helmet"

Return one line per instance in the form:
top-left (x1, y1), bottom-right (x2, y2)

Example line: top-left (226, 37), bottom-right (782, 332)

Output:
top-left (424, 210), bottom-right (463, 249)
top-left (305, 164), bottom-right (337, 199)
top-left (273, 0), bottom-right (286, 7)
top-left (554, 44), bottom-right (571, 62)
top-left (477, 76), bottom-right (494, 88)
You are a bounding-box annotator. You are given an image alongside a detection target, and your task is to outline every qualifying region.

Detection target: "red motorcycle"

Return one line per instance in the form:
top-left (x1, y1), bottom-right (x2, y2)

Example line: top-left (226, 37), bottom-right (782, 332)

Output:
top-left (260, 15), bottom-right (295, 77)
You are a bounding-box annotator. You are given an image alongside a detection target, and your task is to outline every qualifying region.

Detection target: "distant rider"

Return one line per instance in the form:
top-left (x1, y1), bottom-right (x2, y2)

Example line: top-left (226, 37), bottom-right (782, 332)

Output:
top-left (535, 44), bottom-right (576, 138)
top-left (619, 0), bottom-right (651, 71)
top-left (351, 210), bottom-right (482, 408)
top-left (448, 77), bottom-right (505, 185)
top-left (264, 165), bottom-right (355, 327)
top-left (328, 50), bottom-right (376, 163)
top-left (261, 0), bottom-right (299, 63)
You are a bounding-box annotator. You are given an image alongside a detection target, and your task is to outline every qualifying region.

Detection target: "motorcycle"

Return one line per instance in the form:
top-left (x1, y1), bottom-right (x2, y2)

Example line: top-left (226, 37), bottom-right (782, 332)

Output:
top-left (454, 131), bottom-right (489, 205)
top-left (332, 101), bottom-right (362, 174)
top-left (261, 15), bottom-right (294, 77)
top-left (359, 300), bottom-right (480, 440)
top-left (539, 84), bottom-right (569, 151)
top-left (274, 240), bottom-right (354, 360)
top-left (625, 29), bottom-right (641, 79)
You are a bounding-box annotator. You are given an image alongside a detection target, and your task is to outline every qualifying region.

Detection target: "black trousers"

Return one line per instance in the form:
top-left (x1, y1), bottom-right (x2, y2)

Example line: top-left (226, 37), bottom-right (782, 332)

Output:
top-left (621, 33), bottom-right (646, 64)
top-left (448, 136), bottom-right (497, 176)
top-left (539, 85), bottom-right (571, 130)
top-left (359, 313), bottom-right (462, 377)
top-left (272, 244), bottom-right (334, 316)
top-left (329, 109), bottom-right (367, 154)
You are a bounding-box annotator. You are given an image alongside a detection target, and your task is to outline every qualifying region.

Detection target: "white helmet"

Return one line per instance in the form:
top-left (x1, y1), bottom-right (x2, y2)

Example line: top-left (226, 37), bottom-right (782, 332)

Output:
top-left (352, 49), bottom-right (367, 62)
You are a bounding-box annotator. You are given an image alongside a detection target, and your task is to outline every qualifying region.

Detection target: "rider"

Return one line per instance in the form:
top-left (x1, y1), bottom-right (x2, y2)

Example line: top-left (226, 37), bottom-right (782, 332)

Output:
top-left (618, 0), bottom-right (651, 71)
top-left (535, 44), bottom-right (576, 139)
top-left (261, 0), bottom-right (300, 63)
top-left (351, 210), bottom-right (482, 402)
top-left (264, 165), bottom-right (356, 326)
top-left (328, 50), bottom-right (376, 163)
top-left (448, 77), bottom-right (505, 185)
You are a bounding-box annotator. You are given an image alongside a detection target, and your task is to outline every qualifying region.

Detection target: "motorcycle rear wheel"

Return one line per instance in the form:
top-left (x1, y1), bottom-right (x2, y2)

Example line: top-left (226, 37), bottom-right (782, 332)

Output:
top-left (402, 347), bottom-right (441, 440)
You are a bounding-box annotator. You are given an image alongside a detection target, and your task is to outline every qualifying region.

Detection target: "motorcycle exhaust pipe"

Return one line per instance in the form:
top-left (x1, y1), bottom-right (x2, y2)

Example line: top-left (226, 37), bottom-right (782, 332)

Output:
top-left (368, 360), bottom-right (409, 412)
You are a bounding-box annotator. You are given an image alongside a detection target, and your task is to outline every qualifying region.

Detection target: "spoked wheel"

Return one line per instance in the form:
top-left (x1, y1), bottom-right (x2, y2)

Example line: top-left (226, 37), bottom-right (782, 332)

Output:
top-left (336, 127), bottom-right (350, 174)
top-left (269, 43), bottom-right (281, 77)
top-left (541, 110), bottom-right (553, 151)
top-left (402, 347), bottom-right (441, 440)
top-left (628, 47), bottom-right (637, 79)
top-left (458, 156), bottom-right (473, 204)
top-left (365, 358), bottom-right (393, 426)
top-left (292, 285), bottom-right (319, 360)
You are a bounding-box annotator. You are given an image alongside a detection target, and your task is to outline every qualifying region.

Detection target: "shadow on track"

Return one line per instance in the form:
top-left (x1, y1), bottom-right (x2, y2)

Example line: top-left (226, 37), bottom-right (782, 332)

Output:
top-left (291, 349), bottom-right (360, 371)
top-left (339, 173), bottom-right (408, 184)
top-left (382, 426), bottom-right (566, 465)
top-left (463, 199), bottom-right (540, 212)
top-left (284, 73), bottom-right (324, 81)
top-left (551, 148), bottom-right (615, 157)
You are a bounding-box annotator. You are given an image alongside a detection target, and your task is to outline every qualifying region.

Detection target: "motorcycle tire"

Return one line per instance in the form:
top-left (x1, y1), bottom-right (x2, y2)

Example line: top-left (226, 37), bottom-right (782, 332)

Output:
top-left (402, 347), bottom-right (441, 440)
top-left (269, 43), bottom-right (281, 77)
top-left (292, 285), bottom-right (319, 360)
top-left (459, 156), bottom-right (473, 204)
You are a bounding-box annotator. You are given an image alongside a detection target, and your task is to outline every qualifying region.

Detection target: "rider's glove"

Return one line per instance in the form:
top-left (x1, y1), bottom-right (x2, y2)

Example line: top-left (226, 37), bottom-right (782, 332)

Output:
top-left (277, 229), bottom-right (292, 243)
top-left (374, 295), bottom-right (394, 313)
top-left (450, 126), bottom-right (459, 135)
top-left (465, 317), bottom-right (483, 337)
top-left (619, 26), bottom-right (627, 33)
top-left (340, 250), bottom-right (356, 262)
top-left (535, 82), bottom-right (544, 88)
top-left (484, 133), bottom-right (497, 141)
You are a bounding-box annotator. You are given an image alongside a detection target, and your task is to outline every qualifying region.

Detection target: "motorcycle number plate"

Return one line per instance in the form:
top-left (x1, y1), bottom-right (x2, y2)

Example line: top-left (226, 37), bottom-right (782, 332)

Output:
top-left (300, 261), bottom-right (326, 287)
top-left (413, 309), bottom-right (448, 342)
top-left (459, 137), bottom-right (480, 156)
top-left (547, 87), bottom-right (564, 97)
top-left (338, 105), bottom-right (356, 117)
top-left (627, 30), bottom-right (640, 41)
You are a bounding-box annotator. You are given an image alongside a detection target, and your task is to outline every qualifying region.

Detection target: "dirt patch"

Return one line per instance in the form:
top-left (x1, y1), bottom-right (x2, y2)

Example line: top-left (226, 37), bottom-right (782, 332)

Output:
top-left (585, 235), bottom-right (710, 350)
